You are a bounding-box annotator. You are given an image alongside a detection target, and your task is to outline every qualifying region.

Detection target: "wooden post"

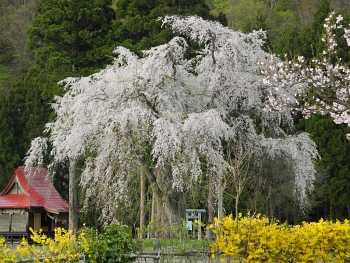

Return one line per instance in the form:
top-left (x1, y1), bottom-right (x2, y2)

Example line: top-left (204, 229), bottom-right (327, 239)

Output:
top-left (69, 159), bottom-right (79, 233)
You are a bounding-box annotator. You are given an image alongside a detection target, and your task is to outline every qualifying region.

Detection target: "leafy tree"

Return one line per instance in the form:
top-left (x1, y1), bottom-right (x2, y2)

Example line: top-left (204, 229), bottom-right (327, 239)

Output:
top-left (210, 0), bottom-right (267, 31)
top-left (212, 0), bottom-right (267, 31)
top-left (0, 0), bottom-right (38, 80)
top-left (212, 0), bottom-right (350, 58)
top-left (265, 0), bottom-right (301, 56)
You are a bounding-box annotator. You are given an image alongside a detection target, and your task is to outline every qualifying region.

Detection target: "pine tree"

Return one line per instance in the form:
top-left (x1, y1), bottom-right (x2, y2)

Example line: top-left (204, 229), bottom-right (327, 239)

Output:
top-left (112, 0), bottom-right (211, 52)
top-left (29, 0), bottom-right (115, 74)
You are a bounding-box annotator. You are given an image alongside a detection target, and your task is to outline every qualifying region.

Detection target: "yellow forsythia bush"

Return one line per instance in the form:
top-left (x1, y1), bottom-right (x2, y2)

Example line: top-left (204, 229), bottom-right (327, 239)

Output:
top-left (0, 228), bottom-right (80, 262)
top-left (210, 214), bottom-right (350, 262)
top-left (0, 236), bottom-right (17, 262)
top-left (30, 228), bottom-right (80, 262)
top-left (0, 225), bottom-right (136, 262)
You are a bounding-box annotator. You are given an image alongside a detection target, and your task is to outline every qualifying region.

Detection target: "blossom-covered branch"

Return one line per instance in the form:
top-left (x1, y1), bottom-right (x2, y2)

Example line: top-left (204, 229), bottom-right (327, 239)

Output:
top-left (262, 12), bottom-right (350, 139)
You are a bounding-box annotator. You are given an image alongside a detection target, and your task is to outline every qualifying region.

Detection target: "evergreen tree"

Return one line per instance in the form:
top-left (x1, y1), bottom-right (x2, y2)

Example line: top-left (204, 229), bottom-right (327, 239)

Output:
top-left (298, 115), bottom-right (350, 220)
top-left (29, 0), bottom-right (115, 74)
top-left (112, 0), bottom-right (211, 52)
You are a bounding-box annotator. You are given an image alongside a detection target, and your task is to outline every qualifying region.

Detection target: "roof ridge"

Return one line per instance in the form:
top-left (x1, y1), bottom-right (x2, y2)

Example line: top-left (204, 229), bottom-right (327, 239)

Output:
top-left (0, 167), bottom-right (68, 213)
top-left (15, 167), bottom-right (45, 205)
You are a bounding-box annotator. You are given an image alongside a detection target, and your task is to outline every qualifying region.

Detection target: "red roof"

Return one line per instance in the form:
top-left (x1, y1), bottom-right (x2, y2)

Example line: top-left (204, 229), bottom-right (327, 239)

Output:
top-left (0, 167), bottom-right (68, 214)
top-left (0, 194), bottom-right (30, 208)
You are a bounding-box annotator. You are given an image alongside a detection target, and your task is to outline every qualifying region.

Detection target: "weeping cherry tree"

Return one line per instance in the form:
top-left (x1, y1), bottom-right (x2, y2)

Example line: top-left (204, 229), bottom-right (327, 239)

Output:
top-left (25, 16), bottom-right (318, 229)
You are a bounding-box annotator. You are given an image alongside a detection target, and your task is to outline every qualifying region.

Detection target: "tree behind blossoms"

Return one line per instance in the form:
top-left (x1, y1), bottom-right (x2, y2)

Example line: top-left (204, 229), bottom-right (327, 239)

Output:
top-left (262, 11), bottom-right (350, 140)
top-left (25, 16), bottom-right (318, 223)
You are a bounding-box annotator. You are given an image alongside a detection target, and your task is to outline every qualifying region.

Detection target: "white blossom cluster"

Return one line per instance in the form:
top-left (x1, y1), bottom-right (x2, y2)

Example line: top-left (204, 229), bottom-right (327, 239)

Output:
top-left (25, 16), bottom-right (318, 221)
top-left (262, 12), bottom-right (350, 139)
top-left (25, 137), bottom-right (48, 171)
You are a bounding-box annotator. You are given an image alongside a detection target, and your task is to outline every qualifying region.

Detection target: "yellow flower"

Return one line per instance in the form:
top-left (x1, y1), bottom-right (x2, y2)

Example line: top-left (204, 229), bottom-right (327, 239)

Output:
top-left (210, 215), bottom-right (350, 262)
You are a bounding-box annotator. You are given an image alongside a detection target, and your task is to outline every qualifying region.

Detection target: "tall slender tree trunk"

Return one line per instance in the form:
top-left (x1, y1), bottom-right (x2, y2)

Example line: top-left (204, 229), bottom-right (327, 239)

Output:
top-left (207, 176), bottom-right (214, 239)
top-left (139, 167), bottom-right (145, 239)
top-left (156, 191), bottom-right (162, 238)
top-left (235, 192), bottom-right (240, 221)
top-left (150, 189), bottom-right (156, 238)
top-left (69, 159), bottom-right (79, 233)
top-left (151, 190), bottom-right (156, 224)
top-left (208, 176), bottom-right (214, 223)
top-left (217, 176), bottom-right (223, 219)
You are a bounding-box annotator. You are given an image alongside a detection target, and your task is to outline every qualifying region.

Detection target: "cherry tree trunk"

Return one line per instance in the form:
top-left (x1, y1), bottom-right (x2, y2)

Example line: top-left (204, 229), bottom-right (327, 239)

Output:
top-left (147, 167), bottom-right (181, 237)
top-left (69, 159), bottom-right (79, 233)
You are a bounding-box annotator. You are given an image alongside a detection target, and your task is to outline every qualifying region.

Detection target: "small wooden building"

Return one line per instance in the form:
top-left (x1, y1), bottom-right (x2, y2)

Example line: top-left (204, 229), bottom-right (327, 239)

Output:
top-left (0, 167), bottom-right (68, 239)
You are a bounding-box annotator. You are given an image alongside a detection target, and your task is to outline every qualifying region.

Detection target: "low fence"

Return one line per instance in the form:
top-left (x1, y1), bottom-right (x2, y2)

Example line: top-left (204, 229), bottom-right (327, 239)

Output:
top-left (12, 238), bottom-right (219, 263)
top-left (16, 252), bottom-right (220, 263)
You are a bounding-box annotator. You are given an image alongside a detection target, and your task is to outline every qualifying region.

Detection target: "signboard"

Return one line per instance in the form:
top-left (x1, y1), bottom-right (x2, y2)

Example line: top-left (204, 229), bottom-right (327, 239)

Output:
top-left (185, 209), bottom-right (206, 220)
top-left (185, 209), bottom-right (206, 239)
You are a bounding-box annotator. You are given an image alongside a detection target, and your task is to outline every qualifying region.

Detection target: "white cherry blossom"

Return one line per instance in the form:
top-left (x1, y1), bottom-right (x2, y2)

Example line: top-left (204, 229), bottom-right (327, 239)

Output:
top-left (262, 12), bottom-right (350, 139)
